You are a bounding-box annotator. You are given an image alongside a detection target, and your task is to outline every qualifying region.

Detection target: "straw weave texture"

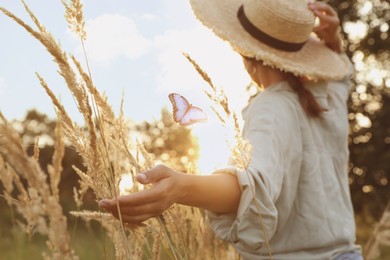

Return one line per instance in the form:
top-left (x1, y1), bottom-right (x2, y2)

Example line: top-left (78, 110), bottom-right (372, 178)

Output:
top-left (190, 0), bottom-right (350, 80)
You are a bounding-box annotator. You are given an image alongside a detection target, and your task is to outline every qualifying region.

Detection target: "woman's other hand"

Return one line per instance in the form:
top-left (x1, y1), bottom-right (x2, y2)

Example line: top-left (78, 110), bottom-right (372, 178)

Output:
top-left (99, 165), bottom-right (184, 225)
top-left (308, 1), bottom-right (342, 53)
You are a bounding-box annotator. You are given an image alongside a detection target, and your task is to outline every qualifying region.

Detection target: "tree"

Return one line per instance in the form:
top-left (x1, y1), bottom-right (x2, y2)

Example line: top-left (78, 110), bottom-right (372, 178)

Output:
top-left (8, 110), bottom-right (89, 211)
top-left (134, 107), bottom-right (200, 173)
top-left (327, 0), bottom-right (390, 218)
top-left (5, 108), bottom-right (200, 208)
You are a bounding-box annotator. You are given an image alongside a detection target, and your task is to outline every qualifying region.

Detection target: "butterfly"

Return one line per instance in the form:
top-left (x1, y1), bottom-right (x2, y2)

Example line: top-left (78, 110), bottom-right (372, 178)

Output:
top-left (168, 93), bottom-right (208, 126)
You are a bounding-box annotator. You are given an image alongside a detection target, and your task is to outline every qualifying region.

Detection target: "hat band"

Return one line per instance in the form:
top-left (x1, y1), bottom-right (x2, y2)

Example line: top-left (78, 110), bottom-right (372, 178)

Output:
top-left (237, 5), bottom-right (306, 52)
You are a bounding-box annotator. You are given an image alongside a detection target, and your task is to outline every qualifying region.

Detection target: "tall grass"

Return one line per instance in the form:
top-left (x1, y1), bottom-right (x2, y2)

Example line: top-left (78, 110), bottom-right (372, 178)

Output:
top-left (364, 200), bottom-right (390, 259)
top-left (183, 53), bottom-right (273, 259)
top-left (0, 114), bottom-right (77, 259)
top-left (0, 0), bottom-right (237, 259)
top-left (1, 1), bottom-right (388, 259)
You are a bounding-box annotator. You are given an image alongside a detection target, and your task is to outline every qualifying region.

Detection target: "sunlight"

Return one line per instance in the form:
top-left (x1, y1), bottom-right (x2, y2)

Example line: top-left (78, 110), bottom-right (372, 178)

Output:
top-left (156, 24), bottom-right (251, 112)
top-left (380, 22), bottom-right (389, 33)
top-left (158, 25), bottom-right (252, 174)
top-left (119, 174), bottom-right (134, 195)
top-left (358, 1), bottom-right (373, 16)
top-left (355, 84), bottom-right (366, 94)
top-left (386, 79), bottom-right (390, 88)
top-left (343, 21), bottom-right (368, 42)
top-left (355, 112), bottom-right (372, 128)
top-left (362, 185), bottom-right (374, 193)
top-left (194, 123), bottom-right (235, 174)
top-left (366, 68), bottom-right (386, 87)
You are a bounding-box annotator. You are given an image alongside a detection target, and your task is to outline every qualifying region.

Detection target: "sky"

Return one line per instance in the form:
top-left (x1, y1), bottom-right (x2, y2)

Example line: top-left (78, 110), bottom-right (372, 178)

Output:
top-left (0, 0), bottom-right (252, 172)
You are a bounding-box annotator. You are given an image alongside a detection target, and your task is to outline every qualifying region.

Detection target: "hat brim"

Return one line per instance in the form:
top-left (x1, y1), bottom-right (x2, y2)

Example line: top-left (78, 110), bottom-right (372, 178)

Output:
top-left (190, 0), bottom-right (351, 80)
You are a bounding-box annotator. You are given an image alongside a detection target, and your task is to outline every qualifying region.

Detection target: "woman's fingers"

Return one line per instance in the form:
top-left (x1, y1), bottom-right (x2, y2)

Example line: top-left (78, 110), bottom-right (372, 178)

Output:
top-left (137, 164), bottom-right (173, 185)
top-left (110, 201), bottom-right (168, 217)
top-left (99, 165), bottom-right (174, 208)
top-left (99, 164), bottom-right (179, 224)
top-left (107, 202), bottom-right (166, 224)
top-left (313, 24), bottom-right (329, 38)
top-left (308, 2), bottom-right (339, 26)
top-left (308, 1), bottom-right (337, 16)
top-left (314, 11), bottom-right (340, 28)
top-left (308, 1), bottom-right (341, 53)
top-left (120, 214), bottom-right (158, 224)
top-left (100, 188), bottom-right (160, 209)
top-left (313, 9), bottom-right (339, 26)
top-left (110, 209), bottom-right (158, 224)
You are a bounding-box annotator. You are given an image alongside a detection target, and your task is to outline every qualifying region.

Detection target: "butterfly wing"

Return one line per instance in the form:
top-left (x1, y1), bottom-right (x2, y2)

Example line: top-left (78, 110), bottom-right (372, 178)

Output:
top-left (168, 93), bottom-right (207, 126)
top-left (169, 93), bottom-right (190, 123)
top-left (179, 106), bottom-right (208, 126)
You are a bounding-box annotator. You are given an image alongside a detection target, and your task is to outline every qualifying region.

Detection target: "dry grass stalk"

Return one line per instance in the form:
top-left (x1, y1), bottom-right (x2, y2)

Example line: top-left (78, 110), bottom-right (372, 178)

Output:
top-left (2, 1), bottom-right (182, 258)
top-left (71, 55), bottom-right (115, 120)
top-left (184, 52), bottom-right (273, 258)
top-left (183, 52), bottom-right (230, 118)
top-left (1, 1), bottom-right (245, 259)
top-left (33, 137), bottom-right (40, 161)
top-left (62, 0), bottom-right (86, 40)
top-left (70, 210), bottom-right (129, 259)
top-left (0, 113), bottom-right (77, 259)
top-left (364, 200), bottom-right (390, 259)
top-left (48, 121), bottom-right (65, 200)
top-left (3, 0), bottom-right (107, 199)
top-left (152, 226), bottom-right (163, 260)
top-left (0, 1), bottom-right (130, 256)
top-left (1, 0), bottom-right (119, 200)
top-left (163, 204), bottom-right (238, 260)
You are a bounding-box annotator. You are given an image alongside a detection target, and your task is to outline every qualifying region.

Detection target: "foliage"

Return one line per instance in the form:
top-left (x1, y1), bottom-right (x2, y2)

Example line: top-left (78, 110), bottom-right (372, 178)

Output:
top-left (326, 0), bottom-right (390, 218)
top-left (0, 0), bottom-right (235, 258)
top-left (0, 0), bottom-right (389, 259)
top-left (134, 107), bottom-right (200, 173)
top-left (327, 1), bottom-right (390, 258)
top-left (0, 113), bottom-right (77, 259)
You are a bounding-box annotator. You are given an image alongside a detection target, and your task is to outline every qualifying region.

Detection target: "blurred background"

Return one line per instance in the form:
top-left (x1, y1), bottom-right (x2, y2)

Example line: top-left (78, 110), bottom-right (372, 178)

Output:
top-left (0, 0), bottom-right (389, 259)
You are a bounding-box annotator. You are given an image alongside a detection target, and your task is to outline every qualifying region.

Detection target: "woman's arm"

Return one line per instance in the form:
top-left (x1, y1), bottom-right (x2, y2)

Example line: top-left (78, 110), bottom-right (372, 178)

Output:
top-left (99, 165), bottom-right (241, 225)
top-left (308, 1), bottom-right (343, 53)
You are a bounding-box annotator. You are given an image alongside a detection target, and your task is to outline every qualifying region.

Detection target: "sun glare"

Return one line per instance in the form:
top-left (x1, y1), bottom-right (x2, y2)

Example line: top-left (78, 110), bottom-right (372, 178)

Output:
top-left (356, 112), bottom-right (372, 128)
top-left (119, 174), bottom-right (134, 195)
top-left (159, 26), bottom-right (252, 174)
top-left (194, 124), bottom-right (236, 174)
top-left (344, 21), bottom-right (368, 42)
top-left (358, 1), bottom-right (373, 16)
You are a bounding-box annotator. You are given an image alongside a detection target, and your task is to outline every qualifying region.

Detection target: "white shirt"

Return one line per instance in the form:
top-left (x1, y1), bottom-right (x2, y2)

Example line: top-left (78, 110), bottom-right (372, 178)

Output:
top-left (207, 78), bottom-right (361, 259)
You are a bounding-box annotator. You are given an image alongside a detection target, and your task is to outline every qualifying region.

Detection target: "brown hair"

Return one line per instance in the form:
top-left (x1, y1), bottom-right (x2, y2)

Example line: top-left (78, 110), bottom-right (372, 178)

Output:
top-left (286, 73), bottom-right (324, 117)
top-left (243, 56), bottom-right (324, 117)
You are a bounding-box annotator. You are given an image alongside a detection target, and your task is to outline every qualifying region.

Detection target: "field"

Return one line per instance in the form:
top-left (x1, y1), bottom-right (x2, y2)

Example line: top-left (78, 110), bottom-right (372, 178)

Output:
top-left (0, 0), bottom-right (389, 259)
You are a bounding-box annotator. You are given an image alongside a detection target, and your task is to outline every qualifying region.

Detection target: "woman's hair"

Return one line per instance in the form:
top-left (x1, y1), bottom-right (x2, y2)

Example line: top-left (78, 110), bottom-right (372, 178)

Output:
top-left (243, 56), bottom-right (324, 117)
top-left (286, 73), bottom-right (325, 117)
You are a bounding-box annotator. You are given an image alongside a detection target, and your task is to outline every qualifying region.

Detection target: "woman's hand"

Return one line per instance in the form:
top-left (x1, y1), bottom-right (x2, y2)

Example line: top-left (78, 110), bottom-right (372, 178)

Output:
top-left (99, 165), bottom-right (184, 225)
top-left (308, 1), bottom-right (342, 53)
top-left (99, 164), bottom-right (241, 225)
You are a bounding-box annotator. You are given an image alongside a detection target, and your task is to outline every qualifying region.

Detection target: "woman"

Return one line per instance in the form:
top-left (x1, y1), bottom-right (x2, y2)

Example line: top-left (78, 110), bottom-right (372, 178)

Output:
top-left (100, 0), bottom-right (363, 259)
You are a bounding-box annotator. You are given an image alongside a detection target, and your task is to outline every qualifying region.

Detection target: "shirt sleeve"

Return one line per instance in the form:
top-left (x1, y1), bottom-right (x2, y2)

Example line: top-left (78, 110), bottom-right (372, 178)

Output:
top-left (207, 93), bottom-right (297, 255)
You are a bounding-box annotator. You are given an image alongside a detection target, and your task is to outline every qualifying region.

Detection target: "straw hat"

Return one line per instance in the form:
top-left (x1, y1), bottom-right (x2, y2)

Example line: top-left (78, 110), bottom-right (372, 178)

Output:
top-left (189, 0), bottom-right (351, 80)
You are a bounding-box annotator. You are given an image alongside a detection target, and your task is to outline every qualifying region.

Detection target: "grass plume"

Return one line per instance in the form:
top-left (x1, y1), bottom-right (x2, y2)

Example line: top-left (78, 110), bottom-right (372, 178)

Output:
top-left (0, 113), bottom-right (77, 259)
top-left (364, 200), bottom-right (390, 259)
top-left (183, 52), bottom-right (273, 259)
top-left (0, 1), bottom-right (239, 259)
